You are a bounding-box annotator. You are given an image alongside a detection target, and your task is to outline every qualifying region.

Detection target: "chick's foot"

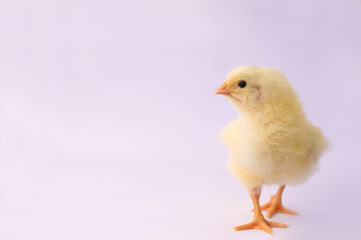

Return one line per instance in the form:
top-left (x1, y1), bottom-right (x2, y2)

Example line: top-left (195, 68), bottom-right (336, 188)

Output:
top-left (234, 217), bottom-right (287, 235)
top-left (240, 187), bottom-right (288, 235)
top-left (257, 185), bottom-right (298, 218)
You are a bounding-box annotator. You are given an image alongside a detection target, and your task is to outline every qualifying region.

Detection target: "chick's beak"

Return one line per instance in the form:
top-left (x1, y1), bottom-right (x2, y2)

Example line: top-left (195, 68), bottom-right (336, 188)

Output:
top-left (214, 82), bottom-right (231, 95)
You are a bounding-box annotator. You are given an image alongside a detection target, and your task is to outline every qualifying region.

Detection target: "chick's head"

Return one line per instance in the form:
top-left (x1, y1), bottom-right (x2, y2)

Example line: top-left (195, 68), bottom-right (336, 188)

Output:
top-left (215, 66), bottom-right (299, 114)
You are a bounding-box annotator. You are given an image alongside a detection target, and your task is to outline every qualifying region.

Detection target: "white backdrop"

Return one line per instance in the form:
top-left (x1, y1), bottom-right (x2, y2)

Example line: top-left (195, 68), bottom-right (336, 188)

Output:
top-left (1, 0), bottom-right (361, 239)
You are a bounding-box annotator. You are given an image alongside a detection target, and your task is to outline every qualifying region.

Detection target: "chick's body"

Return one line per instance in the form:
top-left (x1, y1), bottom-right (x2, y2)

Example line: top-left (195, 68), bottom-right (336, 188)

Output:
top-left (215, 66), bottom-right (327, 234)
top-left (222, 110), bottom-right (326, 190)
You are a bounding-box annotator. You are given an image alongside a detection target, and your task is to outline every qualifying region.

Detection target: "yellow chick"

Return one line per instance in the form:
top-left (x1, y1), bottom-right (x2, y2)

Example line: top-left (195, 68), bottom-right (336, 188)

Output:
top-left (215, 66), bottom-right (328, 235)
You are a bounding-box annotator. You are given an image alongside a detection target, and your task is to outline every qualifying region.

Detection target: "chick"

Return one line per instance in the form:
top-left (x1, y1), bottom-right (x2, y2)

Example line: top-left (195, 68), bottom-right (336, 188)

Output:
top-left (215, 66), bottom-right (327, 234)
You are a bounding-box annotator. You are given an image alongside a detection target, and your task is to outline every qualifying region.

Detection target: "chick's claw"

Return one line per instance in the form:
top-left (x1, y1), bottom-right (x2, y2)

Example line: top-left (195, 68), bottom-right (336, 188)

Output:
top-left (261, 195), bottom-right (298, 219)
top-left (234, 218), bottom-right (288, 235)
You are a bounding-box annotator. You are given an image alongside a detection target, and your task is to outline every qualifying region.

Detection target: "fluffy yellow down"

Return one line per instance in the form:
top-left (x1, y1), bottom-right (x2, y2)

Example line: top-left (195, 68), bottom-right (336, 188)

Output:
top-left (220, 66), bottom-right (328, 190)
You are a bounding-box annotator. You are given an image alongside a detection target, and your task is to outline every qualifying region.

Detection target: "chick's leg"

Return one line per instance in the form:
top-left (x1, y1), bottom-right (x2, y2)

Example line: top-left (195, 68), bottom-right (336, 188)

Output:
top-left (234, 187), bottom-right (287, 235)
top-left (259, 185), bottom-right (298, 218)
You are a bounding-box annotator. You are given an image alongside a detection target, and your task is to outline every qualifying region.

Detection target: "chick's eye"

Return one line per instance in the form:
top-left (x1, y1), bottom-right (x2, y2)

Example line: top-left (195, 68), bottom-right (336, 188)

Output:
top-left (238, 80), bottom-right (247, 88)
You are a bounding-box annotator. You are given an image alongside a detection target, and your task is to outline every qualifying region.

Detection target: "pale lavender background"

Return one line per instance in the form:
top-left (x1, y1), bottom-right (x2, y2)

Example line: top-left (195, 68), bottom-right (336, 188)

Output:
top-left (0, 0), bottom-right (360, 239)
